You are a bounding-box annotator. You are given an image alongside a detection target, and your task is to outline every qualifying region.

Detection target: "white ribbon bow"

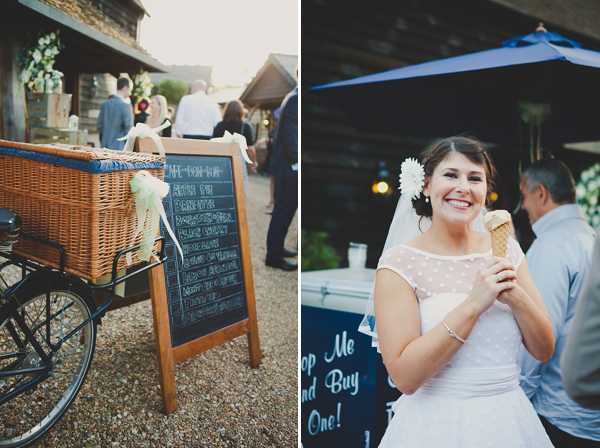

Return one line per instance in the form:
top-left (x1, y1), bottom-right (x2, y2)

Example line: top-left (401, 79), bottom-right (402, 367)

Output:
top-left (210, 131), bottom-right (252, 163)
top-left (118, 120), bottom-right (171, 155)
top-left (128, 170), bottom-right (184, 264)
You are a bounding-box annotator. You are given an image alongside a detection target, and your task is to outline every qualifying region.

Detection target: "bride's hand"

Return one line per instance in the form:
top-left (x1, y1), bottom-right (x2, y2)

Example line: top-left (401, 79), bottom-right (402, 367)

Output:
top-left (497, 282), bottom-right (523, 306)
top-left (467, 257), bottom-right (517, 315)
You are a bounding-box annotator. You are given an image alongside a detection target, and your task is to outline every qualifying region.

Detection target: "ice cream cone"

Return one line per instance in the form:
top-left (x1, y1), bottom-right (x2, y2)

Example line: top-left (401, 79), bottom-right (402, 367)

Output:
top-left (490, 221), bottom-right (511, 258)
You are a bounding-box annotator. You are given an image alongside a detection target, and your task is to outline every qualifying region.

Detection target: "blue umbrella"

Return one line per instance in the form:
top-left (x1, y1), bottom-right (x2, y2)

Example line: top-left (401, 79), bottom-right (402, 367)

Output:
top-left (311, 28), bottom-right (600, 148)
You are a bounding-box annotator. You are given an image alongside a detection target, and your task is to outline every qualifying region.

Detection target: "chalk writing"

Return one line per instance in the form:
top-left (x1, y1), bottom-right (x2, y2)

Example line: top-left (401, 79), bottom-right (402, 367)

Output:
top-left (174, 199), bottom-right (216, 212)
top-left (175, 212), bottom-right (233, 227)
top-left (161, 154), bottom-right (247, 348)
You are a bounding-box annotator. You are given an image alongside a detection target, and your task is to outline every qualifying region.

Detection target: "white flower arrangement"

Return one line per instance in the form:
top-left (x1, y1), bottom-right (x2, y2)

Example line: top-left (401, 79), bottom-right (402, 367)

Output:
top-left (399, 157), bottom-right (425, 200)
top-left (576, 162), bottom-right (600, 229)
top-left (132, 70), bottom-right (153, 102)
top-left (17, 30), bottom-right (63, 92)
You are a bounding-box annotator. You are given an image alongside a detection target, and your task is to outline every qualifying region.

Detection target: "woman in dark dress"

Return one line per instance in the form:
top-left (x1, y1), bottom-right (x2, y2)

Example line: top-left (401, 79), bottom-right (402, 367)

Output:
top-left (213, 100), bottom-right (257, 194)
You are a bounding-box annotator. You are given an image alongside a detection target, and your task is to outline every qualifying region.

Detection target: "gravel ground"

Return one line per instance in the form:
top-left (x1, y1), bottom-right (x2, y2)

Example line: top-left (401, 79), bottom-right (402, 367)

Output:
top-left (26, 174), bottom-right (298, 447)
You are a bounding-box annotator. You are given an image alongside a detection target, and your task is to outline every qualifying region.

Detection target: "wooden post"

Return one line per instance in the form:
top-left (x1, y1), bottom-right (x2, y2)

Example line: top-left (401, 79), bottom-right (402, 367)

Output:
top-left (0, 33), bottom-right (26, 142)
top-left (148, 262), bottom-right (178, 414)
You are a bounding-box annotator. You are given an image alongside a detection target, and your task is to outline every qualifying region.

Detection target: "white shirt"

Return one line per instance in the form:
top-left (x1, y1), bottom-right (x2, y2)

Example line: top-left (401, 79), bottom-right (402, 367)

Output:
top-left (174, 91), bottom-right (222, 137)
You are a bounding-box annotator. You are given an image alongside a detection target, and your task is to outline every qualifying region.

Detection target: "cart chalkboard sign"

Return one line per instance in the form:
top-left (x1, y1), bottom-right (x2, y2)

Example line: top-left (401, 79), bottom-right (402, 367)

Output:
top-left (136, 137), bottom-right (261, 414)
top-left (161, 154), bottom-right (248, 347)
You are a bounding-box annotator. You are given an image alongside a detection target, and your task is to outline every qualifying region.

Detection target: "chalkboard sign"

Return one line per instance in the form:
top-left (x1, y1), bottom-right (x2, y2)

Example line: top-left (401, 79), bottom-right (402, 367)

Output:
top-left (160, 154), bottom-right (248, 347)
top-left (136, 137), bottom-right (261, 415)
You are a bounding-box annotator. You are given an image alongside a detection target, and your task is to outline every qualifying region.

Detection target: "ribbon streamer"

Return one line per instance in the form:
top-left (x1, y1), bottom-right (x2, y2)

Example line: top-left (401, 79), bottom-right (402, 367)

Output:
top-left (118, 120), bottom-right (171, 155)
top-left (128, 170), bottom-right (184, 264)
top-left (210, 131), bottom-right (252, 163)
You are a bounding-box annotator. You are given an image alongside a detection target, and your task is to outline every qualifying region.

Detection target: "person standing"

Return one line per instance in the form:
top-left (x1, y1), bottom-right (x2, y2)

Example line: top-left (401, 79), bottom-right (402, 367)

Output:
top-left (174, 79), bottom-right (221, 140)
top-left (134, 98), bottom-right (150, 125)
top-left (213, 100), bottom-right (257, 195)
top-left (518, 158), bottom-right (599, 446)
top-left (561, 233), bottom-right (600, 410)
top-left (147, 95), bottom-right (172, 137)
top-left (265, 82), bottom-right (298, 271)
top-left (97, 77), bottom-right (133, 150)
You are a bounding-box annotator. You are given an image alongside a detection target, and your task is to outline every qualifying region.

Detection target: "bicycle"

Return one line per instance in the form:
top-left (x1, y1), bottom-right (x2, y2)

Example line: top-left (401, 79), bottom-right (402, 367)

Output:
top-left (0, 207), bottom-right (166, 447)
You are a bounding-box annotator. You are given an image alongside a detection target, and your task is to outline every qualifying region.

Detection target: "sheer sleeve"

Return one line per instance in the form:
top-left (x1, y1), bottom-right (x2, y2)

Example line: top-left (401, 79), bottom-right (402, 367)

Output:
top-left (377, 245), bottom-right (418, 293)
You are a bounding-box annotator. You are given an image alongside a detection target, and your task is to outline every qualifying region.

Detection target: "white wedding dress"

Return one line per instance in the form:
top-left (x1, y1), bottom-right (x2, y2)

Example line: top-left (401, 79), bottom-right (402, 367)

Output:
top-left (376, 237), bottom-right (553, 448)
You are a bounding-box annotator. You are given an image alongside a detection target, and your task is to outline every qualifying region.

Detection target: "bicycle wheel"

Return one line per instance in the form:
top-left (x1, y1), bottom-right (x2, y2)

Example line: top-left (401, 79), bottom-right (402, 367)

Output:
top-left (0, 274), bottom-right (97, 447)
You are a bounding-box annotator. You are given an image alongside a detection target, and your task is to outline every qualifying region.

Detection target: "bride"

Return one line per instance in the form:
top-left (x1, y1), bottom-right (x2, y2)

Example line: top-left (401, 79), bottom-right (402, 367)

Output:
top-left (361, 136), bottom-right (554, 447)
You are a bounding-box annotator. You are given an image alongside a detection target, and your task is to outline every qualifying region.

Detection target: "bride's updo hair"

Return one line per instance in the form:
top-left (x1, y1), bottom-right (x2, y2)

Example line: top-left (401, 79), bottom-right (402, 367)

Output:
top-left (413, 135), bottom-right (498, 218)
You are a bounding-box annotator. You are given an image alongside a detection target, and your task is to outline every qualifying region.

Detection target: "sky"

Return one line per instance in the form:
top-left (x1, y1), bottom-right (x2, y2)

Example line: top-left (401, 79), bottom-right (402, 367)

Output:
top-left (139, 0), bottom-right (298, 87)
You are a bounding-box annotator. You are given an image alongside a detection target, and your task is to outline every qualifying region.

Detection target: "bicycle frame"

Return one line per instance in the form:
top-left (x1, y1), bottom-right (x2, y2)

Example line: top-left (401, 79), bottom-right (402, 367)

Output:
top-left (0, 234), bottom-right (167, 406)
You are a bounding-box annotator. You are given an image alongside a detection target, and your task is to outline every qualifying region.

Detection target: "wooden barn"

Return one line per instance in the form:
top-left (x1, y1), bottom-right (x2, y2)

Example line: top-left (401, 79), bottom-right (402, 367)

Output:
top-left (302, 0), bottom-right (600, 268)
top-left (0, 0), bottom-right (166, 144)
top-left (241, 53), bottom-right (298, 144)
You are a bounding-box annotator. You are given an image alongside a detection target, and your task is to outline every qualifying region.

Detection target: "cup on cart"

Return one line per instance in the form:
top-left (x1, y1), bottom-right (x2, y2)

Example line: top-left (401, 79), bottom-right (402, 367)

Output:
top-left (348, 242), bottom-right (367, 269)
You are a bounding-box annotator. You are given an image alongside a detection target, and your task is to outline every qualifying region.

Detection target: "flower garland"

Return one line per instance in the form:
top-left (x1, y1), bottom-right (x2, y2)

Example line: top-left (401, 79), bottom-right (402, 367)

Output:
top-left (17, 30), bottom-right (64, 92)
top-left (576, 162), bottom-right (600, 229)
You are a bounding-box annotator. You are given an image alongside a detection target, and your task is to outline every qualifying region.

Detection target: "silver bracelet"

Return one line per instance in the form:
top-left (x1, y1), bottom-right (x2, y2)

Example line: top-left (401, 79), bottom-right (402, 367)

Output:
top-left (441, 319), bottom-right (466, 343)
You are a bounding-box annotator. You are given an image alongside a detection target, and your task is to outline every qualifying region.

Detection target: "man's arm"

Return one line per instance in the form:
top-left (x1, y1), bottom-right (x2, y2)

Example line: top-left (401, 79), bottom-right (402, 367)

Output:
top-left (174, 96), bottom-right (187, 138)
top-left (518, 239), bottom-right (569, 399)
top-left (121, 102), bottom-right (133, 132)
top-left (280, 94), bottom-right (298, 165)
top-left (561, 235), bottom-right (600, 409)
top-left (211, 101), bottom-right (222, 128)
top-left (97, 102), bottom-right (105, 133)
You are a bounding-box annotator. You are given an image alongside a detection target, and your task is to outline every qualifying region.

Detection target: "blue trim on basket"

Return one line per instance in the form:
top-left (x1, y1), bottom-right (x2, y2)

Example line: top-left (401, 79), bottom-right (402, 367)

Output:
top-left (0, 147), bottom-right (165, 173)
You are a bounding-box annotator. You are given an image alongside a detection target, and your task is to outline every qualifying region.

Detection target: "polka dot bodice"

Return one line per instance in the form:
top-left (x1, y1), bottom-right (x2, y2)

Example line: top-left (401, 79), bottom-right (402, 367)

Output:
top-left (378, 237), bottom-right (525, 369)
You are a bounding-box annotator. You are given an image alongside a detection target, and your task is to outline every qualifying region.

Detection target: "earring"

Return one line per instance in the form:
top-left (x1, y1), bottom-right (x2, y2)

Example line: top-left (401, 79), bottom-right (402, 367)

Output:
top-left (425, 196), bottom-right (429, 203)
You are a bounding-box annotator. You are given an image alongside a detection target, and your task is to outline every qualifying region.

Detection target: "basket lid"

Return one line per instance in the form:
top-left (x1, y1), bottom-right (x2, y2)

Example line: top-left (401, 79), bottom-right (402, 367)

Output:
top-left (0, 139), bottom-right (165, 174)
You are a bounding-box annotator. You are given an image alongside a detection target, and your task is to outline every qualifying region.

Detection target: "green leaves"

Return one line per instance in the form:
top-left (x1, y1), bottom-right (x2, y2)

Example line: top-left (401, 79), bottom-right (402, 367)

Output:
top-left (301, 230), bottom-right (340, 271)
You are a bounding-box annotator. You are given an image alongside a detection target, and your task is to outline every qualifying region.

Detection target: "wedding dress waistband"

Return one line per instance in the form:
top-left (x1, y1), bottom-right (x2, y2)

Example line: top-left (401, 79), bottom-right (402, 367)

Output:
top-left (419, 364), bottom-right (520, 399)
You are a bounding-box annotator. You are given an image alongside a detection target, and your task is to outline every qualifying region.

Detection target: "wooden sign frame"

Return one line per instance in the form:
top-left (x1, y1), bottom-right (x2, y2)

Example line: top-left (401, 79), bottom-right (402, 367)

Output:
top-left (136, 137), bottom-right (261, 414)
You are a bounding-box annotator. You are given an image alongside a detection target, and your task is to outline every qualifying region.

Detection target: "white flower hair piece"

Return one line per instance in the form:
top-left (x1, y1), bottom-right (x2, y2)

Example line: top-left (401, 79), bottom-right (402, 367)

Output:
top-left (399, 157), bottom-right (425, 200)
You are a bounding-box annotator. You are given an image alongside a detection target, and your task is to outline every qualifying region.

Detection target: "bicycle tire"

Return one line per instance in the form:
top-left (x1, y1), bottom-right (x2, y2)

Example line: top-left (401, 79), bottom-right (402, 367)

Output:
top-left (0, 274), bottom-right (97, 447)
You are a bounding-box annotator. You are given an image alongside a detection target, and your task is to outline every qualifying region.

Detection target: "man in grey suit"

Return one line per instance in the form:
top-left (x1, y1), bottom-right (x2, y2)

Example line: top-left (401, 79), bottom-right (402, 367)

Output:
top-left (562, 233), bottom-right (600, 410)
top-left (97, 77), bottom-right (133, 150)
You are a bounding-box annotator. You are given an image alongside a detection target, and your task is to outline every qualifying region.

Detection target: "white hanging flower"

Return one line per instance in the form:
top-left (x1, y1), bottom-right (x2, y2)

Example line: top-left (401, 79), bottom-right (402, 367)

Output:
top-left (44, 49), bottom-right (51, 57)
top-left (589, 180), bottom-right (598, 192)
top-left (20, 69), bottom-right (31, 83)
top-left (576, 184), bottom-right (587, 200)
top-left (50, 32), bottom-right (56, 40)
top-left (399, 157), bottom-right (425, 200)
top-left (32, 49), bottom-right (42, 63)
top-left (38, 38), bottom-right (44, 46)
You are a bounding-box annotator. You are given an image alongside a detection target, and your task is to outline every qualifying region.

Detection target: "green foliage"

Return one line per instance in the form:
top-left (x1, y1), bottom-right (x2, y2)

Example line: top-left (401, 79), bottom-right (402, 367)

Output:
top-left (301, 230), bottom-right (340, 271)
top-left (157, 78), bottom-right (189, 105)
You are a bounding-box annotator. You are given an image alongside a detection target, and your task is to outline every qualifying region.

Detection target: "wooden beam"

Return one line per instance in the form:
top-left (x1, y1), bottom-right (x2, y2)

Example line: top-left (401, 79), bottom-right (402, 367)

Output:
top-left (0, 34), bottom-right (26, 142)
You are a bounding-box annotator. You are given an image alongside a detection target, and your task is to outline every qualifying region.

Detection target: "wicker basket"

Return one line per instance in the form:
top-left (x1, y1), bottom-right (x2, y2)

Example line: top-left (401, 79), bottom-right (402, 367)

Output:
top-left (0, 139), bottom-right (166, 282)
